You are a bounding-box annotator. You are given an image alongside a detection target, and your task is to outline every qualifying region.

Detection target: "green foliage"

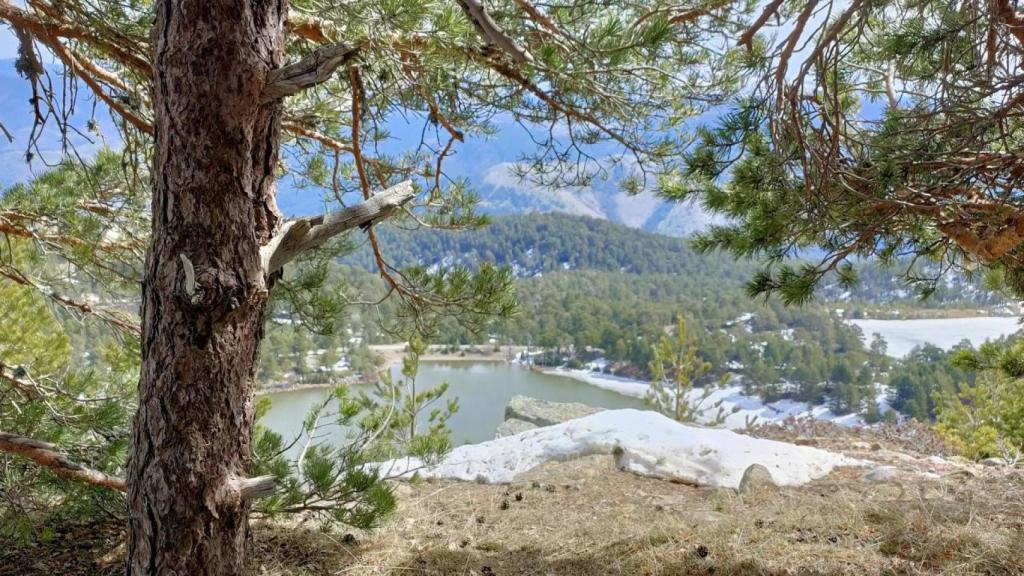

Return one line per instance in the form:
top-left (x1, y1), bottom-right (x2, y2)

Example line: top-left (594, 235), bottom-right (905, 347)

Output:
top-left (358, 335), bottom-right (457, 462)
top-left (934, 342), bottom-right (1024, 460)
top-left (0, 257), bottom-right (135, 541)
top-left (251, 338), bottom-right (455, 530)
top-left (0, 278), bottom-right (71, 374)
top-left (271, 239), bottom-right (360, 336)
top-left (251, 384), bottom-right (397, 530)
top-left (388, 263), bottom-right (517, 339)
top-left (677, 0), bottom-right (1024, 303)
top-left (646, 317), bottom-right (732, 424)
top-left (0, 153), bottom-right (150, 539)
top-left (887, 344), bottom-right (971, 421)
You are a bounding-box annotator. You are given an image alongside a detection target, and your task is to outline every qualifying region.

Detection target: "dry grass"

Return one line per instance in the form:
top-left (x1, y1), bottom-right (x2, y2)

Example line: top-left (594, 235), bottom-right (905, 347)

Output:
top-left (5, 433), bottom-right (1024, 576)
top-left (748, 417), bottom-right (956, 458)
top-left (253, 451), bottom-right (1024, 576)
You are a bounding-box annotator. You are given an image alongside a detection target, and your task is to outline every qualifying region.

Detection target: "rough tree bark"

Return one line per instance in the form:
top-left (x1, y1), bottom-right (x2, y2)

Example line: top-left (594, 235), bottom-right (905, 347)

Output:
top-left (126, 1), bottom-right (287, 573)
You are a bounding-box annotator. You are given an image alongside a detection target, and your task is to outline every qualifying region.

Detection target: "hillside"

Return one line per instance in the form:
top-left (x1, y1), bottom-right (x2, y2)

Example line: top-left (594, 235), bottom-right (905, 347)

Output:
top-left (345, 213), bottom-right (1008, 308)
top-left (344, 212), bottom-right (754, 278)
top-left (474, 162), bottom-right (716, 236)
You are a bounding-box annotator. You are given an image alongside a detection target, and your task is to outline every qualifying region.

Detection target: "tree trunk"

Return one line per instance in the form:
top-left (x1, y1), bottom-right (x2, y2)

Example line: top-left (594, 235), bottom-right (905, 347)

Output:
top-left (127, 1), bottom-right (286, 573)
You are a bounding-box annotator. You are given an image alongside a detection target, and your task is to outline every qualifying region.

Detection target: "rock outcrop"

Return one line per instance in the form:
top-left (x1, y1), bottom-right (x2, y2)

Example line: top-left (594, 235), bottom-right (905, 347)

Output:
top-left (495, 418), bottom-right (537, 438)
top-left (496, 395), bottom-right (604, 437)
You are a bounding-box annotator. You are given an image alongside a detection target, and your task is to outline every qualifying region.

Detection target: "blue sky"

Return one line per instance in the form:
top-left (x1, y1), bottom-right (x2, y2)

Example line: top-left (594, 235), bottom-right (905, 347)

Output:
top-left (0, 14), bottom-right (725, 232)
top-left (0, 29), bottom-right (15, 59)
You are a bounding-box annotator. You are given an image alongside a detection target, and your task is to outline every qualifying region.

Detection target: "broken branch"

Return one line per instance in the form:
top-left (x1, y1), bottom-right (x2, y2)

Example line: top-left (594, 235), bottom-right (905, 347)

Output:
top-left (262, 42), bottom-right (362, 103)
top-left (260, 180), bottom-right (416, 274)
top-left (0, 431), bottom-right (126, 492)
top-left (228, 475), bottom-right (277, 500)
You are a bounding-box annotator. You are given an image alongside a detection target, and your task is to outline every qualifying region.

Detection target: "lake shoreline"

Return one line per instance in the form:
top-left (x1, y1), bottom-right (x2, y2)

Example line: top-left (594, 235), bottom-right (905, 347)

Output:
top-left (367, 343), bottom-right (529, 366)
top-left (260, 362), bottom-right (649, 448)
top-left (259, 312), bottom-right (1023, 396)
top-left (257, 349), bottom-right (533, 395)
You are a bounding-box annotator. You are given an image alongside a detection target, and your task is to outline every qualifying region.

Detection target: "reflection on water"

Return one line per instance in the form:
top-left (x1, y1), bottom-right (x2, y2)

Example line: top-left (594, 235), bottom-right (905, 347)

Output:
top-left (260, 362), bottom-right (647, 455)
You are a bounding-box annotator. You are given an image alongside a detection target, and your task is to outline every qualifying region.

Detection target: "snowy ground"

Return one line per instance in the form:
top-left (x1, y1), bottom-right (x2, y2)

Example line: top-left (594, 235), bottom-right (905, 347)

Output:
top-left (544, 367), bottom-right (889, 429)
top-left (377, 409), bottom-right (859, 488)
top-left (849, 316), bottom-right (1021, 358)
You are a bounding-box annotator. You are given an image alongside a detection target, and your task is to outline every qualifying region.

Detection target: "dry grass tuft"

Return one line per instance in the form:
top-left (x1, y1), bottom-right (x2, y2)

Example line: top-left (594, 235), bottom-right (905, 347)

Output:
top-left (749, 417), bottom-right (955, 457)
top-left (868, 504), bottom-right (1024, 575)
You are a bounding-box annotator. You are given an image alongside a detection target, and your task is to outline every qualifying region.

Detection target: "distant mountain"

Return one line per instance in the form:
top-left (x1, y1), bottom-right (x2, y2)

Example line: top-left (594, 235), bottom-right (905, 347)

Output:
top-left (475, 161), bottom-right (716, 237)
top-left (344, 212), bottom-right (757, 281)
top-left (1, 57), bottom-right (712, 237)
top-left (343, 212), bottom-right (1011, 309)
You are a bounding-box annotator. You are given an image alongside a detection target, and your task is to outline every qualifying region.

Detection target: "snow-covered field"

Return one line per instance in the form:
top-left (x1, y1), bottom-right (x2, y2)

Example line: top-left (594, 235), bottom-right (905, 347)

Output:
top-left (377, 409), bottom-right (860, 488)
top-left (849, 316), bottom-right (1021, 358)
top-left (545, 368), bottom-right (889, 429)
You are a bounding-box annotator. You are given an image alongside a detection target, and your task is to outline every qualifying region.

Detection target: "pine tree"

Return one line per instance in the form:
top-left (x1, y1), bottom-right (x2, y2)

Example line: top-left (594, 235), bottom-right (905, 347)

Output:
top-left (676, 0), bottom-right (1024, 302)
top-left (1, 0), bottom-right (748, 571)
top-left (359, 335), bottom-right (457, 462)
top-left (935, 342), bottom-right (1024, 461)
top-left (646, 317), bottom-right (731, 424)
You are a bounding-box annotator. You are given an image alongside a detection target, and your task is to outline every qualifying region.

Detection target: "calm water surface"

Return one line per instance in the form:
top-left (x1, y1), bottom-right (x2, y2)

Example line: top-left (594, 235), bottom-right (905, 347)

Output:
top-left (261, 362), bottom-right (646, 452)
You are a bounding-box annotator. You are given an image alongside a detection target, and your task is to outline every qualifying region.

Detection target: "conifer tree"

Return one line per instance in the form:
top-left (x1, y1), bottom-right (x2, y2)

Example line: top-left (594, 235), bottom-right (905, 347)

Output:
top-left (936, 341), bottom-right (1024, 461)
top-left (647, 317), bottom-right (731, 424)
top-left (0, 0), bottom-right (746, 572)
top-left (677, 0), bottom-right (1024, 302)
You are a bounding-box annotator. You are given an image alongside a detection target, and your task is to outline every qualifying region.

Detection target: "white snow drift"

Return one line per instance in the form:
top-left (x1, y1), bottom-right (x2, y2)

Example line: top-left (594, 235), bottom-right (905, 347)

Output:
top-left (545, 368), bottom-right (889, 429)
top-left (376, 409), bottom-right (859, 488)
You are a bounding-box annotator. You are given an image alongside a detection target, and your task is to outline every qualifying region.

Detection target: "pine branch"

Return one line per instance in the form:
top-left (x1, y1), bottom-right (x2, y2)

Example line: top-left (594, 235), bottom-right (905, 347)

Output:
top-left (456, 0), bottom-right (533, 63)
top-left (739, 0), bottom-right (786, 50)
top-left (262, 42), bottom-right (362, 103)
top-left (0, 263), bottom-right (139, 336)
top-left (0, 431), bottom-right (126, 492)
top-left (49, 39), bottom-right (153, 134)
top-left (226, 475), bottom-right (276, 500)
top-left (288, 14), bottom-right (335, 43)
top-left (0, 0), bottom-right (149, 75)
top-left (260, 180), bottom-right (415, 274)
top-left (0, 432), bottom-right (277, 499)
top-left (998, 0), bottom-right (1024, 48)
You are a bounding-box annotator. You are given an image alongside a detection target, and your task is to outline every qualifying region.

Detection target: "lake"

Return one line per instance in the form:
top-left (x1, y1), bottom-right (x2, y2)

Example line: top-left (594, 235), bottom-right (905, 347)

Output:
top-left (260, 362), bottom-right (647, 453)
top-left (848, 316), bottom-right (1021, 358)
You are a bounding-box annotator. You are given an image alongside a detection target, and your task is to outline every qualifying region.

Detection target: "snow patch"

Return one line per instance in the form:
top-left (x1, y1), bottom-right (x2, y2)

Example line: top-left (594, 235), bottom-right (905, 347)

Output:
top-left (849, 316), bottom-right (1021, 358)
top-left (545, 367), bottom-right (650, 398)
top-left (376, 409), bottom-right (859, 488)
top-left (545, 369), bottom-right (880, 429)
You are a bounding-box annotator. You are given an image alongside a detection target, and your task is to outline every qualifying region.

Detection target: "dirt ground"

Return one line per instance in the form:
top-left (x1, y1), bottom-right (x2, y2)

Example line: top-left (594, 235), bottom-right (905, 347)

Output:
top-left (5, 424), bottom-right (1024, 576)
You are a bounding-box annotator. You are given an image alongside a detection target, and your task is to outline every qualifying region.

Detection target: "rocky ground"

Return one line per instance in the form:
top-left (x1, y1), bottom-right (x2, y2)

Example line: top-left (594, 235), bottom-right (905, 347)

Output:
top-left (7, 419), bottom-right (1023, 576)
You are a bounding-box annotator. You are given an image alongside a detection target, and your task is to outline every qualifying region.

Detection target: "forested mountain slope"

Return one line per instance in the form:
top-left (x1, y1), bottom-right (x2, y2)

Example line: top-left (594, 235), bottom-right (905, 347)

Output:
top-left (345, 212), bottom-right (747, 277)
top-left (345, 213), bottom-right (1008, 308)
